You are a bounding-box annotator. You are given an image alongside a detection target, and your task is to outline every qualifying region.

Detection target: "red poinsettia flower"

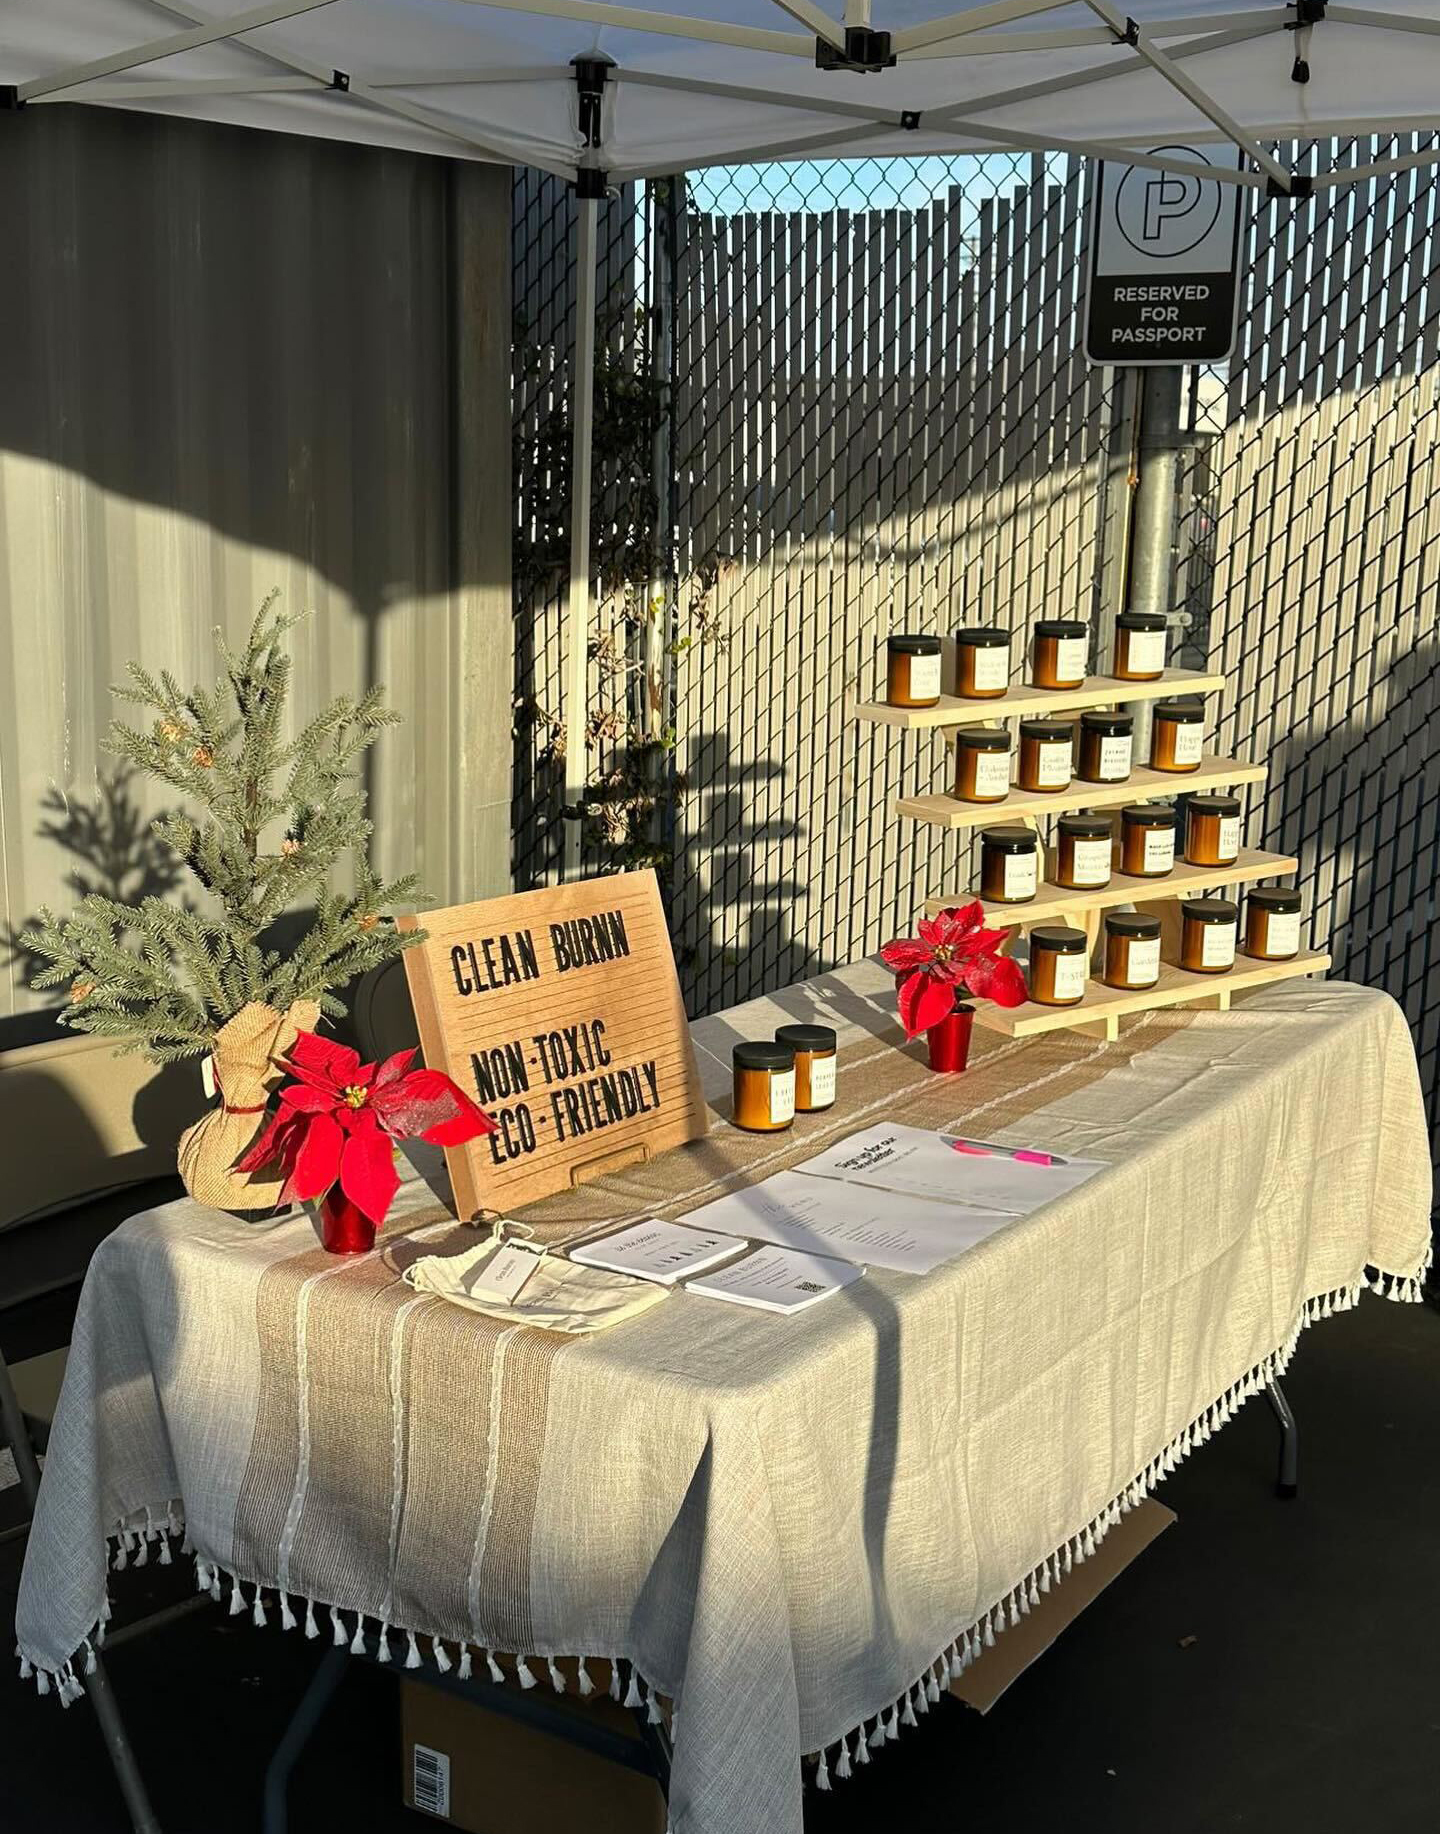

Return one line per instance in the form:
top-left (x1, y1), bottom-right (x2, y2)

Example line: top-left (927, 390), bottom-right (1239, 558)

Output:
top-left (236, 1031), bottom-right (496, 1225)
top-left (880, 901), bottom-right (1027, 1037)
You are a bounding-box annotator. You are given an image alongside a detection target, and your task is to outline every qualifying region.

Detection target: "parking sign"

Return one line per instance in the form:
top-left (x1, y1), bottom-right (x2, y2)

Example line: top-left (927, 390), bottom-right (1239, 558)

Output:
top-left (1084, 145), bottom-right (1244, 365)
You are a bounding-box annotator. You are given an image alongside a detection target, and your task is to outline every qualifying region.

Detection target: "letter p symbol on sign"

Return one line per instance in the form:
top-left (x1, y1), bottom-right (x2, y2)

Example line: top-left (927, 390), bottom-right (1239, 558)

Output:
top-left (1143, 173), bottom-right (1199, 243)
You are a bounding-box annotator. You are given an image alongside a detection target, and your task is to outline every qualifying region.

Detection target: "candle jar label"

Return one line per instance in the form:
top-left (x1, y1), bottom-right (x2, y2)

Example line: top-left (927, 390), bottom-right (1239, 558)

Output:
top-left (1262, 909), bottom-right (1301, 956)
top-left (1069, 836), bottom-right (1111, 885)
top-left (973, 751), bottom-right (1011, 798)
top-left (1172, 722), bottom-right (1204, 766)
top-left (1055, 636), bottom-right (1087, 681)
top-left (1142, 827), bottom-right (1175, 873)
top-left (1035, 741), bottom-right (1071, 787)
top-left (908, 652), bottom-right (942, 700)
top-left (807, 1055), bottom-right (837, 1107)
top-left (1200, 922), bottom-right (1237, 969)
top-left (1097, 735), bottom-right (1132, 779)
top-left (768, 1068), bottom-right (796, 1125)
top-left (972, 647), bottom-right (1009, 691)
top-left (1004, 852), bottom-right (1038, 900)
top-left (1051, 950), bottom-right (1088, 1001)
top-left (1218, 815), bottom-right (1241, 858)
top-left (1126, 628), bottom-right (1167, 674)
top-left (1126, 936), bottom-right (1161, 984)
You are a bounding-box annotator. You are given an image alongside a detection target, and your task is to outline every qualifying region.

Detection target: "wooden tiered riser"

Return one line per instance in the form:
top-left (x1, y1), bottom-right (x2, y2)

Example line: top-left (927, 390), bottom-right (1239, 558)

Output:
top-left (852, 664), bottom-right (1225, 730)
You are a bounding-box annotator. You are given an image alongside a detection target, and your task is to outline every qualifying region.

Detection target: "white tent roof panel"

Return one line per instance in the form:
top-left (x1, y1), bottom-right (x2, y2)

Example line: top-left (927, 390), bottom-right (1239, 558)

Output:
top-left (7, 3), bottom-right (1440, 188)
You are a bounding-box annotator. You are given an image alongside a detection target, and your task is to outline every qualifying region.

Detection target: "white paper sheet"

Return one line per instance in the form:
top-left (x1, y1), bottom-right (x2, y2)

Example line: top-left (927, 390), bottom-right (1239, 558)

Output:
top-left (792, 1123), bottom-right (1106, 1217)
top-left (569, 1219), bottom-right (748, 1286)
top-left (684, 1245), bottom-right (863, 1315)
top-left (679, 1169), bottom-right (1014, 1276)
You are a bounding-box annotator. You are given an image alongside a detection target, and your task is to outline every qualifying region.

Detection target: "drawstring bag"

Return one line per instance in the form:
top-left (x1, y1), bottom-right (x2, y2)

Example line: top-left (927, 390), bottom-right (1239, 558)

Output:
top-left (403, 1220), bottom-right (667, 1334)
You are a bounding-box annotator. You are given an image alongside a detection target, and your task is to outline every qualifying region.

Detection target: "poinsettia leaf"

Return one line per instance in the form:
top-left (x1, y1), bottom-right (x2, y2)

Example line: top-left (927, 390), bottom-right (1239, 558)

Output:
top-left (937, 900), bottom-right (986, 936)
top-left (278, 1082), bottom-right (338, 1114)
top-left (339, 1124), bottom-right (400, 1225)
top-left (234, 1108), bottom-right (298, 1175)
top-left (282, 1110), bottom-right (345, 1204)
top-left (371, 1048), bottom-right (418, 1090)
top-left (915, 915), bottom-right (947, 949)
top-left (880, 938), bottom-right (931, 971)
top-left (959, 924), bottom-right (1011, 959)
top-left (964, 950), bottom-right (1029, 1008)
top-left (288, 1031), bottom-right (362, 1087)
top-left (898, 969), bottom-right (958, 1038)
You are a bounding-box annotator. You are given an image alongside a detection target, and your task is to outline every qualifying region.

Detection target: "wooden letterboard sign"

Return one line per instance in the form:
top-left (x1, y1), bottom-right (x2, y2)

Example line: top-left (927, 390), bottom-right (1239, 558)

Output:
top-left (400, 871), bottom-right (708, 1216)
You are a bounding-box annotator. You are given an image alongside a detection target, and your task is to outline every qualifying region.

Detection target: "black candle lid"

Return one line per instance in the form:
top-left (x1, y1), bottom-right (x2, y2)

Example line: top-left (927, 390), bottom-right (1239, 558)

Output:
top-left (1248, 887), bottom-right (1302, 914)
top-left (1030, 925), bottom-right (1088, 954)
top-left (953, 627), bottom-right (1010, 648)
top-left (981, 824), bottom-right (1038, 853)
top-left (1080, 710), bottom-right (1133, 735)
top-left (887, 632), bottom-right (940, 655)
top-left (1034, 619), bottom-right (1087, 638)
top-left (1117, 611), bottom-right (1167, 632)
top-left (1121, 803), bottom-right (1178, 828)
top-left (1181, 898), bottom-right (1238, 924)
top-left (775, 1024), bottom-right (837, 1053)
top-left (733, 1040), bottom-right (795, 1071)
top-left (1058, 814), bottom-right (1113, 838)
top-left (1019, 718), bottom-right (1073, 740)
top-left (1153, 698), bottom-right (1204, 723)
top-left (1186, 793), bottom-right (1241, 817)
top-left (956, 726), bottom-right (1011, 751)
top-left (1106, 912), bottom-right (1162, 939)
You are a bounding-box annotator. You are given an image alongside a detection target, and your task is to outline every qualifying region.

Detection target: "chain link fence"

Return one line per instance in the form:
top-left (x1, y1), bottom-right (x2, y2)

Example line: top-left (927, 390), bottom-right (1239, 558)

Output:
top-left (512, 142), bottom-right (1440, 1182)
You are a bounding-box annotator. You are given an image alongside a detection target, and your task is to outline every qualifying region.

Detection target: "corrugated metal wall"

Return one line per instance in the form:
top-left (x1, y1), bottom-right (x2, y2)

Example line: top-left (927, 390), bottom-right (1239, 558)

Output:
top-left (0, 105), bottom-right (513, 1023)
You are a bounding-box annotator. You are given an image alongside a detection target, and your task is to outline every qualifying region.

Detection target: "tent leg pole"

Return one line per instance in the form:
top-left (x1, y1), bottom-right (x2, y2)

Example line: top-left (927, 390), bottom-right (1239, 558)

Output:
top-left (563, 194), bottom-right (600, 882)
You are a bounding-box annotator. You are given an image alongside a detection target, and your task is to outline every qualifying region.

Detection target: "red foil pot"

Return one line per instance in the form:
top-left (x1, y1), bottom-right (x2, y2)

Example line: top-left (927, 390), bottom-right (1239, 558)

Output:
top-left (926, 1003), bottom-right (975, 1074)
top-left (318, 1187), bottom-right (378, 1255)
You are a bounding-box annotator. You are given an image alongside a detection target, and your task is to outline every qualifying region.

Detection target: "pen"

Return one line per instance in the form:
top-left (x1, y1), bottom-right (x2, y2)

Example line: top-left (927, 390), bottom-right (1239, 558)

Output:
top-left (948, 1137), bottom-right (1062, 1167)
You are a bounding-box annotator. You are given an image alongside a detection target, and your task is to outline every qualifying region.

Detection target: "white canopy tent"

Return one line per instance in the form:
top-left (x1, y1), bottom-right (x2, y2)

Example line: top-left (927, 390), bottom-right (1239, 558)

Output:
top-left (7, 0), bottom-right (1440, 869)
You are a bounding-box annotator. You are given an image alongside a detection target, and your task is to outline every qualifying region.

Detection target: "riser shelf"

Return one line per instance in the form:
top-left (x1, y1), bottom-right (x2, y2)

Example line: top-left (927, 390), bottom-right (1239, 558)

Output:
top-left (924, 848), bottom-right (1299, 924)
top-left (895, 754), bottom-right (1266, 829)
top-left (852, 665), bottom-right (1224, 730)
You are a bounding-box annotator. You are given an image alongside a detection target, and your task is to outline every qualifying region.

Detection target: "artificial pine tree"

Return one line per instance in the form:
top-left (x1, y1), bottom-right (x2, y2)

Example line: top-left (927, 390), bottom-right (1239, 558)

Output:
top-left (24, 595), bottom-right (423, 1062)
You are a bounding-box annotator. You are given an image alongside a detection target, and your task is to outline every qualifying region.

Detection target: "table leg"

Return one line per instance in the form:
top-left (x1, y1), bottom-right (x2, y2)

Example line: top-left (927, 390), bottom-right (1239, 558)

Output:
top-left (1265, 1377), bottom-right (1299, 1498)
top-left (261, 1645), bottom-right (349, 1834)
top-left (89, 1656), bottom-right (163, 1834)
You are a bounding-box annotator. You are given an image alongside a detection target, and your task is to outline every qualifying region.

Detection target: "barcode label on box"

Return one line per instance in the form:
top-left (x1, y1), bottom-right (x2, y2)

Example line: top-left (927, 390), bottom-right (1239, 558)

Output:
top-left (413, 1742), bottom-right (451, 1819)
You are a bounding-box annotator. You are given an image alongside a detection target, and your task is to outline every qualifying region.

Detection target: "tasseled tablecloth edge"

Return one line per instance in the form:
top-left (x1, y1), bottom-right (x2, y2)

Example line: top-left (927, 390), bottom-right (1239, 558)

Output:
top-left (802, 1252), bottom-right (1433, 1794)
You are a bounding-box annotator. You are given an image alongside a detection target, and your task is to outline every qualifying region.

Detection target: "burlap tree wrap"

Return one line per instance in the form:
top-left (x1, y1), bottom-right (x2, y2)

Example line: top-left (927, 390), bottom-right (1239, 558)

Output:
top-left (177, 1000), bottom-right (320, 1211)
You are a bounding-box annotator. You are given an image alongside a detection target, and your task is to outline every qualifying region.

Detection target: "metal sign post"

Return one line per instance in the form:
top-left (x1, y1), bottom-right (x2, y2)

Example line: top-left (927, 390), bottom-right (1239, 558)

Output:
top-left (1085, 145), bottom-right (1244, 366)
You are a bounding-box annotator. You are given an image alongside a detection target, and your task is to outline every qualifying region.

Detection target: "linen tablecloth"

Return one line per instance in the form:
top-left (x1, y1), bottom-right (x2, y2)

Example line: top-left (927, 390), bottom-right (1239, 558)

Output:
top-left (15, 968), bottom-right (1432, 1834)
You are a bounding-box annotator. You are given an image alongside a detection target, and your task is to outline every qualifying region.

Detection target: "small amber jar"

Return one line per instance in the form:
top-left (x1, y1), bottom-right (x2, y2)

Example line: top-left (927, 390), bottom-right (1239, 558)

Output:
top-left (1184, 794), bottom-right (1242, 866)
top-left (1103, 913), bottom-right (1162, 990)
top-left (885, 634), bottom-right (943, 708)
top-left (954, 627), bottom-right (1011, 698)
top-left (1030, 619), bottom-right (1088, 690)
top-left (1244, 888), bottom-right (1303, 960)
top-left (980, 825), bottom-right (1039, 904)
top-left (775, 1024), bottom-right (837, 1112)
top-left (1119, 803), bottom-right (1177, 877)
top-left (732, 1040), bottom-right (796, 1132)
top-left (1179, 898), bottom-right (1238, 974)
top-left (1076, 711), bottom-right (1134, 784)
top-left (1113, 611), bottom-right (1168, 681)
top-left (1054, 814), bottom-right (1113, 890)
top-left (1028, 926), bottom-right (1089, 1006)
top-left (1149, 699), bottom-right (1205, 772)
top-left (1016, 719), bottom-right (1074, 793)
top-left (954, 727), bottom-right (1012, 803)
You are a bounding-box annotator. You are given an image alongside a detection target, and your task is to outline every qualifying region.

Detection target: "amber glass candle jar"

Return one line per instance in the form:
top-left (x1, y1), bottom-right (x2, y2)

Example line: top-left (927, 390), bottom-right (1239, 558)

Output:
top-left (1113, 611), bottom-right (1168, 681)
top-left (775, 1024), bottom-right (837, 1112)
top-left (1030, 620), bottom-right (1088, 690)
top-left (1179, 898), bottom-right (1238, 973)
top-left (953, 627), bottom-right (1011, 698)
top-left (1076, 710), bottom-right (1134, 784)
top-left (1103, 913), bottom-right (1162, 990)
top-left (1016, 719), bottom-right (1074, 793)
top-left (1053, 814), bottom-right (1113, 890)
top-left (885, 634), bottom-right (942, 708)
top-left (1119, 803), bottom-right (1177, 877)
top-left (979, 825), bottom-right (1039, 904)
top-left (1028, 926), bottom-right (1089, 1006)
top-left (954, 727), bottom-right (1012, 803)
top-left (1244, 888), bottom-right (1303, 960)
top-left (1184, 794), bottom-right (1242, 866)
top-left (732, 1040), bottom-right (796, 1132)
top-left (1149, 699), bottom-right (1205, 772)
